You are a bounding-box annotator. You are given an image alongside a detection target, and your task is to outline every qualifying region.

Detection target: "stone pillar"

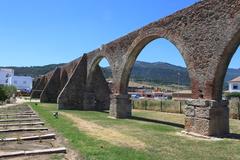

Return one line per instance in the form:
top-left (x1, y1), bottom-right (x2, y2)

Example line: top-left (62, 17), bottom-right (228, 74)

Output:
top-left (83, 92), bottom-right (96, 110)
top-left (109, 94), bottom-right (131, 118)
top-left (185, 99), bottom-right (229, 137)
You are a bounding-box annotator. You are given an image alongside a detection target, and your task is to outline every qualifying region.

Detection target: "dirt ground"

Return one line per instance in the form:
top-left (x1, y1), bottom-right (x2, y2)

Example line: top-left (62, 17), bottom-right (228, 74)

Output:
top-left (0, 104), bottom-right (80, 160)
top-left (61, 112), bottom-right (146, 150)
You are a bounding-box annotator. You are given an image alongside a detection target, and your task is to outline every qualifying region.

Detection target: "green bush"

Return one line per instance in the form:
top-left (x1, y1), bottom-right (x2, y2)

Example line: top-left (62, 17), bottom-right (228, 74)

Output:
top-left (225, 92), bottom-right (240, 99)
top-left (0, 85), bottom-right (17, 102)
top-left (2, 85), bottom-right (17, 98)
top-left (0, 86), bottom-right (8, 102)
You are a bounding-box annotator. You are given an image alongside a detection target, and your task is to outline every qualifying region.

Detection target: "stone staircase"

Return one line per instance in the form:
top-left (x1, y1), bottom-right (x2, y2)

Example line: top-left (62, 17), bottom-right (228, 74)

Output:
top-left (0, 104), bottom-right (67, 159)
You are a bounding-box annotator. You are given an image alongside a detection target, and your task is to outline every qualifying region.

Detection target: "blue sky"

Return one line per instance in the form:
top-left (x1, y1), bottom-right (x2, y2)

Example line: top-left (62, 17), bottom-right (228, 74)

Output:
top-left (0, 0), bottom-right (239, 68)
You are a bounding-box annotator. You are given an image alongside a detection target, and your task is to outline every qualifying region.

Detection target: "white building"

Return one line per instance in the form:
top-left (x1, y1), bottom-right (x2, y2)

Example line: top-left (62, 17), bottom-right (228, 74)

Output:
top-left (0, 68), bottom-right (32, 92)
top-left (228, 76), bottom-right (240, 93)
top-left (0, 69), bottom-right (14, 85)
top-left (10, 76), bottom-right (32, 92)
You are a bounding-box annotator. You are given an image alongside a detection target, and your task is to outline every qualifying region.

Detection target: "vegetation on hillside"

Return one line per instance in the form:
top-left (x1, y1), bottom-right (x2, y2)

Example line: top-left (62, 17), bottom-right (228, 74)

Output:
top-left (2, 61), bottom-right (240, 87)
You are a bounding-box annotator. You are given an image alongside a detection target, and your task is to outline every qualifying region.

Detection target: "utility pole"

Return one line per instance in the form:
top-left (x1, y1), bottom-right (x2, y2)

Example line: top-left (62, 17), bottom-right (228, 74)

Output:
top-left (177, 72), bottom-right (180, 91)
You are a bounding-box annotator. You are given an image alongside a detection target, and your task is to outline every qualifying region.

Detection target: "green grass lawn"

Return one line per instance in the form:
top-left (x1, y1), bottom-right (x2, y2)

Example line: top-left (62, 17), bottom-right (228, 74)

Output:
top-left (30, 103), bottom-right (240, 160)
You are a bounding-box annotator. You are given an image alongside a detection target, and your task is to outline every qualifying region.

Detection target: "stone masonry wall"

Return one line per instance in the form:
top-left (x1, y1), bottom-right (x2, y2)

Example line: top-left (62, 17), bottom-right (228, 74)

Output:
top-left (40, 68), bottom-right (61, 103)
top-left (88, 65), bottom-right (111, 110)
top-left (58, 55), bottom-right (87, 110)
top-left (185, 99), bottom-right (229, 136)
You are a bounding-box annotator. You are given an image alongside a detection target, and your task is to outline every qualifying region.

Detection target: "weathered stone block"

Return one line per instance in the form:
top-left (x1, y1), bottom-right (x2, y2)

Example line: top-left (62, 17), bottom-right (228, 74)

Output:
top-left (209, 106), bottom-right (229, 136)
top-left (184, 117), bottom-right (195, 132)
top-left (184, 99), bottom-right (229, 137)
top-left (186, 99), bottom-right (208, 107)
top-left (194, 118), bottom-right (210, 136)
top-left (195, 107), bottom-right (210, 118)
top-left (185, 106), bottom-right (195, 117)
top-left (83, 92), bottom-right (96, 110)
top-left (109, 94), bottom-right (131, 118)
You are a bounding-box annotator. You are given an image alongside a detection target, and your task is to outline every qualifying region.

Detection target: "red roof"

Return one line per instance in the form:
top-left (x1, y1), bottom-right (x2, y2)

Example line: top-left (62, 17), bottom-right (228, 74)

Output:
top-left (229, 76), bottom-right (240, 83)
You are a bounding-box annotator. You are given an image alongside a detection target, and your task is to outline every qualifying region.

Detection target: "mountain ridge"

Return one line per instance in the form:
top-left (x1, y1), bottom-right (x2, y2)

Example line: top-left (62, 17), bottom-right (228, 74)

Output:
top-left (0, 61), bottom-right (239, 88)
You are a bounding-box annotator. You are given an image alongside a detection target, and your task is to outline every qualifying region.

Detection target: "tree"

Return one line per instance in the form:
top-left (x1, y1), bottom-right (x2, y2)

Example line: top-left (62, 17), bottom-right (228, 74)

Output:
top-left (2, 85), bottom-right (17, 99)
top-left (225, 92), bottom-right (240, 99)
top-left (0, 86), bottom-right (8, 102)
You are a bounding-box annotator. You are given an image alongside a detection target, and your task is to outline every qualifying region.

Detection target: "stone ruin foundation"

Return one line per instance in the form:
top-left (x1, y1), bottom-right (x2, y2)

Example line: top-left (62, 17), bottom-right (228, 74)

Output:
top-left (185, 99), bottom-right (229, 137)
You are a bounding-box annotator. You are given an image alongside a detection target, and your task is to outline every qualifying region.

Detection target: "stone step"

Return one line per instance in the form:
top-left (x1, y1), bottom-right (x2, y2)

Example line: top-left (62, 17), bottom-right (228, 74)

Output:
top-left (0, 118), bottom-right (41, 123)
top-left (0, 133), bottom-right (56, 142)
top-left (0, 113), bottom-right (36, 116)
top-left (0, 121), bottom-right (44, 127)
top-left (0, 115), bottom-right (39, 119)
top-left (0, 127), bottom-right (48, 133)
top-left (0, 147), bottom-right (67, 158)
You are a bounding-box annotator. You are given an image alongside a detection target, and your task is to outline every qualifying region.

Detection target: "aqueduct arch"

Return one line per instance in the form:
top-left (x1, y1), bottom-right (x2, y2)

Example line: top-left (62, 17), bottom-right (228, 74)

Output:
top-left (32, 0), bottom-right (240, 137)
top-left (86, 55), bottom-right (113, 83)
top-left (119, 32), bottom-right (193, 95)
top-left (212, 29), bottom-right (240, 101)
top-left (111, 33), bottom-right (194, 118)
top-left (84, 56), bottom-right (112, 111)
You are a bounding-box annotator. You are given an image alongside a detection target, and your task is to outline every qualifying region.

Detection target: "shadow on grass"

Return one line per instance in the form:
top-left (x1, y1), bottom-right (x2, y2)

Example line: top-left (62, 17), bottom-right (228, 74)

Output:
top-left (130, 116), bottom-right (184, 128)
top-left (98, 110), bottom-right (184, 128)
top-left (224, 133), bottom-right (240, 140)
top-left (100, 110), bottom-right (109, 113)
top-left (61, 108), bottom-right (240, 140)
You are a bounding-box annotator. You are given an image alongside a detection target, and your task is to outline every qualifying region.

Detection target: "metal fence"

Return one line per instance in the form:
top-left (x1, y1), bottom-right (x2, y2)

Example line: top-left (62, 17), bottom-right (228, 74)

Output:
top-left (132, 99), bottom-right (185, 114)
top-left (133, 98), bottom-right (240, 120)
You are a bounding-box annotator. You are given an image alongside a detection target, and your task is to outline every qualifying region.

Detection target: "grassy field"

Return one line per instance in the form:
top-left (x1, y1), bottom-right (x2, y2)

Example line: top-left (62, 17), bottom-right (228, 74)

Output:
top-left (30, 103), bottom-right (240, 160)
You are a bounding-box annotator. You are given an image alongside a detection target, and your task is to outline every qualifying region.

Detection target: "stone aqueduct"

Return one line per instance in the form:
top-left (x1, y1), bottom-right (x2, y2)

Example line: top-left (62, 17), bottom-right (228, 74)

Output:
top-left (31, 0), bottom-right (240, 137)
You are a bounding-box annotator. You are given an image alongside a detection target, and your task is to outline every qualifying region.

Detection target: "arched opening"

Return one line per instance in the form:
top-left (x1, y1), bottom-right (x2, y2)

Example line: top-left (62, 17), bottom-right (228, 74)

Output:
top-left (128, 39), bottom-right (189, 88)
top-left (99, 58), bottom-right (113, 81)
top-left (224, 47), bottom-right (240, 92)
top-left (213, 29), bottom-right (240, 101)
top-left (86, 57), bottom-right (112, 111)
top-left (208, 28), bottom-right (240, 136)
top-left (222, 46), bottom-right (240, 120)
top-left (121, 37), bottom-right (191, 125)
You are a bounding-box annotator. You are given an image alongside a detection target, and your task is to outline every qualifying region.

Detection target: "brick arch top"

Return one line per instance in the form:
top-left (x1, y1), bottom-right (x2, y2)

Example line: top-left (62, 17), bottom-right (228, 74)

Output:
top-left (86, 53), bottom-right (113, 90)
top-left (211, 26), bottom-right (240, 101)
top-left (87, 54), bottom-right (113, 80)
top-left (118, 29), bottom-right (194, 95)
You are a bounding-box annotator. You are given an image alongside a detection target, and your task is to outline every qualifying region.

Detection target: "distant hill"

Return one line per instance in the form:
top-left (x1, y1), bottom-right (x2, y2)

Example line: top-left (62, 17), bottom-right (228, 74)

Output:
top-left (1, 61), bottom-right (240, 88)
top-left (0, 64), bottom-right (65, 78)
top-left (103, 61), bottom-right (190, 85)
top-left (104, 61), bottom-right (240, 88)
